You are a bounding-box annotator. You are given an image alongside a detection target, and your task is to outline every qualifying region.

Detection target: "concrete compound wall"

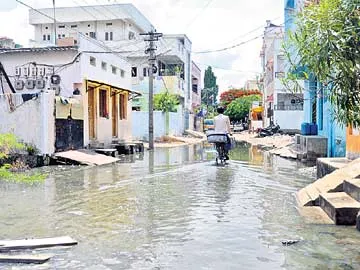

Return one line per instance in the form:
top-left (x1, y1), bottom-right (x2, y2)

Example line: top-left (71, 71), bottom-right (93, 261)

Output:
top-left (132, 111), bottom-right (184, 141)
top-left (274, 110), bottom-right (302, 131)
top-left (0, 91), bottom-right (55, 154)
top-left (346, 127), bottom-right (360, 160)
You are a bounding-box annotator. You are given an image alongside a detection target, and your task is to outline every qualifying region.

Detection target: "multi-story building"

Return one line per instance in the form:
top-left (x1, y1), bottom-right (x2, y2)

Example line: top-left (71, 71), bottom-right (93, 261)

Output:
top-left (0, 34), bottom-right (136, 153)
top-left (0, 37), bottom-right (17, 49)
top-left (285, 0), bottom-right (346, 157)
top-left (260, 20), bottom-right (303, 131)
top-left (244, 79), bottom-right (259, 91)
top-left (29, 4), bottom-right (153, 46)
top-left (191, 61), bottom-right (201, 111)
top-left (29, 4), bottom-right (192, 111)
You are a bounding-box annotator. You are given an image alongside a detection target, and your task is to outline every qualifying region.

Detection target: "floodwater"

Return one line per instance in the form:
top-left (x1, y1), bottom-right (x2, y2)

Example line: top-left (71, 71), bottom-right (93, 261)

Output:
top-left (1, 143), bottom-right (360, 269)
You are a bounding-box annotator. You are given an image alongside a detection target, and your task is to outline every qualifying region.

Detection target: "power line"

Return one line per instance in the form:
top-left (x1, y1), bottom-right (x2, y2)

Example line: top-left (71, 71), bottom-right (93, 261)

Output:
top-left (185, 0), bottom-right (216, 30)
top-left (195, 62), bottom-right (260, 74)
top-left (72, 0), bottom-right (98, 20)
top-left (217, 16), bottom-right (281, 48)
top-left (194, 21), bottom-right (286, 54)
top-left (94, 0), bottom-right (119, 18)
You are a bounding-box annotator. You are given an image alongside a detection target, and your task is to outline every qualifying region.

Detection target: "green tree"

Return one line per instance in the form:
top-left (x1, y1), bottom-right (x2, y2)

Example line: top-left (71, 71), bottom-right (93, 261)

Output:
top-left (284, 0), bottom-right (360, 126)
top-left (154, 92), bottom-right (179, 112)
top-left (202, 66), bottom-right (219, 105)
top-left (225, 95), bottom-right (261, 121)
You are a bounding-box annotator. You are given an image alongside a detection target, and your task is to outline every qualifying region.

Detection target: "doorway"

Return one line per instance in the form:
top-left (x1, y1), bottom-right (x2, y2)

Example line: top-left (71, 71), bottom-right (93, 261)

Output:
top-left (112, 93), bottom-right (118, 137)
top-left (88, 87), bottom-right (97, 140)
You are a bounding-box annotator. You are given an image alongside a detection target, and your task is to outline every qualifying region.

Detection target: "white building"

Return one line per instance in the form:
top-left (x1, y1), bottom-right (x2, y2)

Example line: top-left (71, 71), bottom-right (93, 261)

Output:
top-left (260, 20), bottom-right (303, 131)
top-left (29, 4), bottom-right (153, 46)
top-left (29, 4), bottom-right (193, 115)
top-left (0, 37), bottom-right (17, 49)
top-left (0, 34), bottom-right (137, 154)
top-left (244, 79), bottom-right (259, 91)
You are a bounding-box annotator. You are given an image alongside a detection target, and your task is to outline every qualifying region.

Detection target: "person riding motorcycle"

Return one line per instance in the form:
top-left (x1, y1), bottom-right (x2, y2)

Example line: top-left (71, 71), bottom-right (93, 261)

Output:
top-left (214, 107), bottom-right (232, 160)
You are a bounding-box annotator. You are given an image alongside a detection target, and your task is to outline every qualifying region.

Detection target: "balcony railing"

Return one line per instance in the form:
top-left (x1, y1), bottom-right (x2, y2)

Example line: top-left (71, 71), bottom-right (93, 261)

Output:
top-left (274, 104), bottom-right (304, 111)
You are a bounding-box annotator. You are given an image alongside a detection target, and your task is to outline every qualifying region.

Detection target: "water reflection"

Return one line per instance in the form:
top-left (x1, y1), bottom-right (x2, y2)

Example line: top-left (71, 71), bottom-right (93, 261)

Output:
top-left (0, 143), bottom-right (358, 269)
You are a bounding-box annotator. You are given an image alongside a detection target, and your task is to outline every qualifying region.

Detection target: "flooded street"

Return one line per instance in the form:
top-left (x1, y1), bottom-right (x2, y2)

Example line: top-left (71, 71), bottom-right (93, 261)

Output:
top-left (1, 143), bottom-right (360, 269)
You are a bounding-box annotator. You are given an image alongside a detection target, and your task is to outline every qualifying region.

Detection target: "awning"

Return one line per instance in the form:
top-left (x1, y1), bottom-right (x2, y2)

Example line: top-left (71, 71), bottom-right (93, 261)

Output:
top-left (252, 106), bottom-right (264, 113)
top-left (86, 79), bottom-right (142, 100)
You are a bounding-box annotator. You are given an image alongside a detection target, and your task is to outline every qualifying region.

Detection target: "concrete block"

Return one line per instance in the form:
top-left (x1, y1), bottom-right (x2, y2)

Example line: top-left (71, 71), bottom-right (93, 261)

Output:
top-left (297, 135), bottom-right (328, 161)
top-left (317, 158), bottom-right (351, 178)
top-left (298, 206), bottom-right (334, 224)
top-left (319, 192), bottom-right (360, 225)
top-left (344, 178), bottom-right (360, 202)
top-left (297, 158), bottom-right (360, 206)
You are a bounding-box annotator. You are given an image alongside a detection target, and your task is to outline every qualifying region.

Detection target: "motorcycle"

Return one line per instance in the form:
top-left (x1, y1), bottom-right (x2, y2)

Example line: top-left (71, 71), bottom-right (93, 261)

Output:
top-left (257, 124), bottom-right (282, 137)
top-left (206, 132), bottom-right (232, 165)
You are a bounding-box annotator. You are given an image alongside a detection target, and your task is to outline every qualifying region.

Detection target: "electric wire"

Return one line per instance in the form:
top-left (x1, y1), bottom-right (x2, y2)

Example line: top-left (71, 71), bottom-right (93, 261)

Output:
top-left (193, 22), bottom-right (285, 54)
top-left (185, 0), bottom-right (216, 30)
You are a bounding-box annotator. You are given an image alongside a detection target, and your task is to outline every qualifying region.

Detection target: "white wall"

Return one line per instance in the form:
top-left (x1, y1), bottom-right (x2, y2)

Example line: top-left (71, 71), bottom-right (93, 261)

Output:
top-left (0, 92), bottom-right (55, 154)
top-left (274, 110), bottom-right (302, 130)
top-left (132, 111), bottom-right (184, 140)
top-left (79, 35), bottom-right (131, 87)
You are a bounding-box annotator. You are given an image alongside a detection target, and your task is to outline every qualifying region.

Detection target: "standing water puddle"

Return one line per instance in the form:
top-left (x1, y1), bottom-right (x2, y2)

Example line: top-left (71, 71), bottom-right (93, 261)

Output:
top-left (0, 142), bottom-right (359, 269)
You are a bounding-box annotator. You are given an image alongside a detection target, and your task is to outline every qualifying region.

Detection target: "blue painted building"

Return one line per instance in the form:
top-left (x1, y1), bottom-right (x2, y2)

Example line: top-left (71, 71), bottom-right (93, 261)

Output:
top-left (285, 0), bottom-right (346, 157)
top-left (315, 83), bottom-right (346, 157)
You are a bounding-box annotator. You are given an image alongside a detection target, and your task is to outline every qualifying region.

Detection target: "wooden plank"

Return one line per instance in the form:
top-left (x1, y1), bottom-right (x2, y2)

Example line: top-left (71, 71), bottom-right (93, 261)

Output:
top-left (54, 150), bottom-right (119, 166)
top-left (0, 254), bottom-right (52, 264)
top-left (95, 148), bottom-right (117, 153)
top-left (95, 149), bottom-right (117, 157)
top-left (0, 236), bottom-right (77, 251)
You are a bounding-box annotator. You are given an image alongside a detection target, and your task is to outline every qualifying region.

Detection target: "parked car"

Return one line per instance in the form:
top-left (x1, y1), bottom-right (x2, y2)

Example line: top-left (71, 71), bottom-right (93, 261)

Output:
top-left (233, 123), bottom-right (244, 133)
top-left (204, 119), bottom-right (215, 131)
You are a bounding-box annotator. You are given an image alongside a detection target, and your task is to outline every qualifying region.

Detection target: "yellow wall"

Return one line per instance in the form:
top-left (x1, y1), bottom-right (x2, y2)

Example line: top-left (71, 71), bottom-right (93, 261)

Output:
top-left (346, 126), bottom-right (360, 160)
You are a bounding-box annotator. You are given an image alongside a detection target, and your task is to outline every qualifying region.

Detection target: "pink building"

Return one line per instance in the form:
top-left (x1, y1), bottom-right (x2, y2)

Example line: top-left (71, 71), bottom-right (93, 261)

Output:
top-left (191, 61), bottom-right (201, 111)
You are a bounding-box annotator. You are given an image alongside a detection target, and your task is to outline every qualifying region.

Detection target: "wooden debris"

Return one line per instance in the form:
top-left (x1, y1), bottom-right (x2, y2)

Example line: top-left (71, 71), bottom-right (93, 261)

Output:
top-left (0, 236), bottom-right (77, 252)
top-left (281, 239), bottom-right (301, 246)
top-left (0, 254), bottom-right (52, 264)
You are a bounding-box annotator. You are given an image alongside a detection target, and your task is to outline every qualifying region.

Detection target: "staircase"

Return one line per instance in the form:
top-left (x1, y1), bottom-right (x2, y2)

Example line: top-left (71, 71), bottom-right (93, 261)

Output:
top-left (298, 158), bottom-right (360, 229)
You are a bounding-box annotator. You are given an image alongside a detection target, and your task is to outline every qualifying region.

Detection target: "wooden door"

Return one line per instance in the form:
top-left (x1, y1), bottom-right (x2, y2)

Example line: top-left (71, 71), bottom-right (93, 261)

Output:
top-left (112, 94), bottom-right (118, 137)
top-left (88, 87), bottom-right (96, 139)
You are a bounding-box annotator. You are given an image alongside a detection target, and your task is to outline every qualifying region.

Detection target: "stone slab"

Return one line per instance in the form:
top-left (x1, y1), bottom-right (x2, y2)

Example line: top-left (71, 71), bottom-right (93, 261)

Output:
top-left (319, 192), bottom-right (360, 225)
top-left (54, 150), bottom-right (119, 166)
top-left (0, 236), bottom-right (77, 251)
top-left (297, 158), bottom-right (360, 206)
top-left (0, 254), bottom-right (52, 264)
top-left (317, 157), bottom-right (351, 178)
top-left (344, 178), bottom-right (360, 202)
top-left (184, 129), bottom-right (206, 139)
top-left (298, 206), bottom-right (334, 224)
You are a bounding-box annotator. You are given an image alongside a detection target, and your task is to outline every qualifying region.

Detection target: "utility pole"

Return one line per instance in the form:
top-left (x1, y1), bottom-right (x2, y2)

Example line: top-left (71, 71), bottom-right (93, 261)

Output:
top-left (53, 0), bottom-right (57, 45)
top-left (140, 30), bottom-right (163, 150)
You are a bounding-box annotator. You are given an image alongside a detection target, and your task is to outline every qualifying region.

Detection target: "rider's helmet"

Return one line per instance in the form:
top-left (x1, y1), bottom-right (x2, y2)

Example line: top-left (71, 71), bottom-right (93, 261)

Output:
top-left (217, 106), bottom-right (225, 114)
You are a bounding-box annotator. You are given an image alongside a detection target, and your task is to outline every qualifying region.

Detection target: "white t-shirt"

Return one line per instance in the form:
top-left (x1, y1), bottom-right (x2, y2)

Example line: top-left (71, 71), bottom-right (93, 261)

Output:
top-left (214, 114), bottom-right (231, 133)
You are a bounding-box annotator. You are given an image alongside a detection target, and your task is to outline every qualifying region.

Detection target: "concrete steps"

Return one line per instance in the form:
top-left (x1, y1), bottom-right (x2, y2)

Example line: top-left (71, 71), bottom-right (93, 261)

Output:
top-left (297, 158), bottom-right (360, 206)
top-left (344, 178), bottom-right (360, 202)
top-left (319, 192), bottom-right (360, 225)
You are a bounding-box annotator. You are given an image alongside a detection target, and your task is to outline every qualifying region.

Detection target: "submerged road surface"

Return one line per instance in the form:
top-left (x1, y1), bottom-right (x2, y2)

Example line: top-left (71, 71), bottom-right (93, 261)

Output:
top-left (0, 143), bottom-right (360, 269)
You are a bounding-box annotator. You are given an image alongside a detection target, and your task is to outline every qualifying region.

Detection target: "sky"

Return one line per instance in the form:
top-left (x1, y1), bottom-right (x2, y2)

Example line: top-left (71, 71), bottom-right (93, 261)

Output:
top-left (0, 0), bottom-right (284, 93)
